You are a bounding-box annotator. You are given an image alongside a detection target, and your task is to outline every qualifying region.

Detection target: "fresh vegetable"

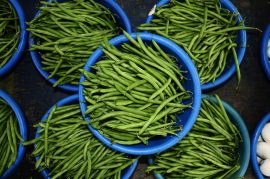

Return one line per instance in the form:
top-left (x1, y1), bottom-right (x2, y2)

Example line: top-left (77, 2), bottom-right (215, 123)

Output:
top-left (139, 0), bottom-right (255, 88)
top-left (28, 0), bottom-right (120, 87)
top-left (260, 159), bottom-right (270, 177)
top-left (24, 103), bottom-right (137, 179)
top-left (0, 98), bottom-right (23, 176)
top-left (82, 32), bottom-right (192, 145)
top-left (147, 95), bottom-right (241, 179)
top-left (0, 0), bottom-right (20, 68)
top-left (261, 122), bottom-right (270, 143)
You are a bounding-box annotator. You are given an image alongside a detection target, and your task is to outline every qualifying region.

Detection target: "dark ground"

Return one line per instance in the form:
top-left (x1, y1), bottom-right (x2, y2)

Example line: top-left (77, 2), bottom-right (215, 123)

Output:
top-left (1, 0), bottom-right (270, 178)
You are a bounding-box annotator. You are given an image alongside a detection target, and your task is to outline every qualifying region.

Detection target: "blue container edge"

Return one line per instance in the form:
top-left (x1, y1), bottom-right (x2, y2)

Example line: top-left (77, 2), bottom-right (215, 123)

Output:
top-left (260, 23), bottom-right (270, 80)
top-left (34, 94), bottom-right (138, 179)
top-left (0, 0), bottom-right (27, 77)
top-left (79, 32), bottom-right (201, 155)
top-left (0, 90), bottom-right (27, 179)
top-left (251, 112), bottom-right (270, 179)
top-left (147, 94), bottom-right (250, 179)
top-left (29, 0), bottom-right (132, 92)
top-left (145, 0), bottom-right (247, 90)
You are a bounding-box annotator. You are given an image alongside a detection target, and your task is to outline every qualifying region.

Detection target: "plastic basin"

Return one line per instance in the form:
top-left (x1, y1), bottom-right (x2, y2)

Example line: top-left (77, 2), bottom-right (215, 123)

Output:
top-left (79, 32), bottom-right (201, 155)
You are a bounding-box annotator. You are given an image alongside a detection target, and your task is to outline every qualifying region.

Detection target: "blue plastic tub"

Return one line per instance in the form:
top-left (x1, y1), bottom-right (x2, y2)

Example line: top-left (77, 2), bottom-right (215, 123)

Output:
top-left (0, 90), bottom-right (27, 179)
top-left (0, 0), bottom-right (27, 77)
top-left (29, 0), bottom-right (132, 92)
top-left (144, 0), bottom-right (247, 90)
top-left (260, 24), bottom-right (270, 80)
top-left (148, 94), bottom-right (250, 179)
top-left (35, 94), bottom-right (138, 179)
top-left (251, 112), bottom-right (270, 179)
top-left (79, 32), bottom-right (202, 155)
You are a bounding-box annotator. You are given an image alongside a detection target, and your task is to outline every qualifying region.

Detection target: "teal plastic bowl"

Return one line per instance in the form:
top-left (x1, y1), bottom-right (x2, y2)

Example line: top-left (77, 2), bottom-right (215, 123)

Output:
top-left (149, 94), bottom-right (250, 179)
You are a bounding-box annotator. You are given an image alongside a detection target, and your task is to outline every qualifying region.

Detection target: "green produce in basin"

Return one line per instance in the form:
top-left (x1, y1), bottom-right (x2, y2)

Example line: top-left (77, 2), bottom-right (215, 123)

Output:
top-left (82, 32), bottom-right (192, 145)
top-left (147, 95), bottom-right (241, 179)
top-left (28, 0), bottom-right (120, 87)
top-left (0, 0), bottom-right (20, 68)
top-left (24, 103), bottom-right (137, 179)
top-left (0, 99), bottom-right (23, 175)
top-left (139, 0), bottom-right (255, 88)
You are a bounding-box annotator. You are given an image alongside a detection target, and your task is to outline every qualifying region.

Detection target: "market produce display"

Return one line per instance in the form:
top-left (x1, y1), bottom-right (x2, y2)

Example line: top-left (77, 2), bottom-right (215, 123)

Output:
top-left (82, 32), bottom-right (192, 145)
top-left (24, 102), bottom-right (137, 179)
top-left (139, 0), bottom-right (253, 87)
top-left (1, 0), bottom-right (268, 178)
top-left (0, 98), bottom-right (23, 176)
top-left (28, 0), bottom-right (120, 87)
top-left (256, 123), bottom-right (270, 177)
top-left (0, 0), bottom-right (20, 68)
top-left (147, 95), bottom-right (241, 178)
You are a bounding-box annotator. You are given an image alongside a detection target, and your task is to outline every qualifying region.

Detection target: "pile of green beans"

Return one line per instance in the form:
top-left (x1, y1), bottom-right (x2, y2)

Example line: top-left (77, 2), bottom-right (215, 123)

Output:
top-left (24, 104), bottom-right (136, 179)
top-left (0, 0), bottom-right (20, 68)
top-left (147, 95), bottom-right (241, 178)
top-left (0, 99), bottom-right (22, 176)
top-left (24, 103), bottom-right (136, 179)
top-left (28, 0), bottom-right (120, 87)
top-left (139, 0), bottom-right (254, 87)
top-left (82, 32), bottom-right (192, 145)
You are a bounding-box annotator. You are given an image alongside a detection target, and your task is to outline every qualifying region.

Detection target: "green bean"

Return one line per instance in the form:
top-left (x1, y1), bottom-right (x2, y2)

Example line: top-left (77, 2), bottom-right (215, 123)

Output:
top-left (0, 0), bottom-right (20, 67)
top-left (139, 93), bottom-right (181, 135)
top-left (83, 33), bottom-right (191, 144)
top-left (126, 79), bottom-right (147, 91)
top-left (0, 98), bottom-right (22, 176)
top-left (149, 78), bottom-right (171, 100)
top-left (147, 95), bottom-right (241, 179)
top-left (139, 0), bottom-right (257, 86)
top-left (28, 0), bottom-right (120, 87)
top-left (25, 103), bottom-right (137, 178)
top-left (112, 64), bottom-right (138, 82)
top-left (105, 102), bottom-right (150, 116)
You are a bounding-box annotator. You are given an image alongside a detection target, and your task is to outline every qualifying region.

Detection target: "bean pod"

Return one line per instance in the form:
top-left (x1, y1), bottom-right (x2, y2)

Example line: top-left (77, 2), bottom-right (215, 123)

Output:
top-left (24, 95), bottom-right (138, 179)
